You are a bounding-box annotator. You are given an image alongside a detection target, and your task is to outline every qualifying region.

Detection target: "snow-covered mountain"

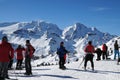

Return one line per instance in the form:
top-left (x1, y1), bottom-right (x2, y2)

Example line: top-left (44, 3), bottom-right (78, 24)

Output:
top-left (0, 21), bottom-right (116, 57)
top-left (63, 22), bottom-right (116, 54)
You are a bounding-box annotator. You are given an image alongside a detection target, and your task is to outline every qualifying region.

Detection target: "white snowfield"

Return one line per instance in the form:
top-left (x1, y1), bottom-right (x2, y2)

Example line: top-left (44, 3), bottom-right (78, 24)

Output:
top-left (9, 58), bottom-right (120, 80)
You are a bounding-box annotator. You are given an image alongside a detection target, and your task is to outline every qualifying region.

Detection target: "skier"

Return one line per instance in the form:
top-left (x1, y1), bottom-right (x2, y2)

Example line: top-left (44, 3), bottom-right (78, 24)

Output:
top-left (95, 48), bottom-right (102, 61)
top-left (114, 40), bottom-right (120, 60)
top-left (24, 40), bottom-right (35, 75)
top-left (0, 36), bottom-right (14, 80)
top-left (102, 44), bottom-right (108, 60)
top-left (15, 45), bottom-right (25, 70)
top-left (109, 48), bottom-right (113, 56)
top-left (84, 41), bottom-right (95, 71)
top-left (57, 41), bottom-right (69, 70)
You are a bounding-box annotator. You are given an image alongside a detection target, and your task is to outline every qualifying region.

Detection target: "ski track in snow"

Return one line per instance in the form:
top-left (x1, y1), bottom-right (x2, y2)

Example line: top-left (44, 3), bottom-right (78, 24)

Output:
top-left (8, 59), bottom-right (120, 80)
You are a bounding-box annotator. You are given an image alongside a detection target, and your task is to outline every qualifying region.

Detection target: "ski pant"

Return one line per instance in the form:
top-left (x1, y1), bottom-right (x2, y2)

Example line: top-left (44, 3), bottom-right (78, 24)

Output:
top-left (8, 59), bottom-right (13, 69)
top-left (16, 59), bottom-right (23, 69)
top-left (0, 62), bottom-right (9, 78)
top-left (102, 51), bottom-right (107, 60)
top-left (25, 56), bottom-right (32, 74)
top-left (84, 54), bottom-right (94, 69)
top-left (96, 53), bottom-right (101, 60)
top-left (114, 50), bottom-right (120, 60)
top-left (59, 57), bottom-right (65, 68)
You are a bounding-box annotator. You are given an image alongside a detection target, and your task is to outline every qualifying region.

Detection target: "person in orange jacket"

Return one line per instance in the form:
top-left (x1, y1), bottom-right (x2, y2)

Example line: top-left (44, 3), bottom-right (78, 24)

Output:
top-left (15, 45), bottom-right (25, 70)
top-left (24, 40), bottom-right (35, 75)
top-left (0, 36), bottom-right (14, 79)
top-left (84, 41), bottom-right (95, 71)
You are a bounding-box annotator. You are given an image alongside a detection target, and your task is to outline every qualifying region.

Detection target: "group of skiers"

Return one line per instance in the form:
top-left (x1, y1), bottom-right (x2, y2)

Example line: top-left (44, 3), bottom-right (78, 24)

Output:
top-left (95, 43), bottom-right (108, 61)
top-left (57, 40), bottom-right (120, 71)
top-left (0, 36), bottom-right (35, 80)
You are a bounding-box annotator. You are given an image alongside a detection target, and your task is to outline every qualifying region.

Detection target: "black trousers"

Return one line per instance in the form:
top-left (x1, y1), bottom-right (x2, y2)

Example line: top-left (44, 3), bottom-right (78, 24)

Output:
top-left (102, 51), bottom-right (107, 60)
top-left (84, 54), bottom-right (94, 69)
top-left (16, 59), bottom-right (23, 68)
top-left (8, 59), bottom-right (13, 69)
top-left (96, 53), bottom-right (102, 60)
top-left (59, 57), bottom-right (65, 68)
top-left (25, 56), bottom-right (32, 74)
top-left (0, 62), bottom-right (9, 78)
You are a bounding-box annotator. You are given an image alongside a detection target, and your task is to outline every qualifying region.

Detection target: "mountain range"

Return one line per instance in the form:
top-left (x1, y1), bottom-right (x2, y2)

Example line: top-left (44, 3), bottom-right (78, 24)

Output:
top-left (0, 21), bottom-right (116, 57)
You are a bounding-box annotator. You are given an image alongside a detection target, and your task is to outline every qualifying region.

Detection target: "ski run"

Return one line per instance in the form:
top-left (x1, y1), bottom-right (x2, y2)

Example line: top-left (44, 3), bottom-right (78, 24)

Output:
top-left (8, 58), bottom-right (120, 80)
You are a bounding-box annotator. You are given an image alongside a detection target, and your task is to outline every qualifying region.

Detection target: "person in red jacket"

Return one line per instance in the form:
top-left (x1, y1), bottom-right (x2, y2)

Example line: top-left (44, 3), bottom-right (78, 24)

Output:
top-left (84, 41), bottom-right (95, 71)
top-left (102, 44), bottom-right (108, 60)
top-left (0, 36), bottom-right (14, 80)
top-left (15, 45), bottom-right (25, 70)
top-left (24, 40), bottom-right (35, 75)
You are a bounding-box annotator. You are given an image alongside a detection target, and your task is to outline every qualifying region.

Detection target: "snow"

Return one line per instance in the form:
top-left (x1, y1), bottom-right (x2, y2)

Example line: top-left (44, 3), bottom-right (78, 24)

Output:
top-left (0, 23), bottom-right (20, 34)
top-left (8, 35), bottom-right (120, 80)
top-left (8, 57), bottom-right (120, 80)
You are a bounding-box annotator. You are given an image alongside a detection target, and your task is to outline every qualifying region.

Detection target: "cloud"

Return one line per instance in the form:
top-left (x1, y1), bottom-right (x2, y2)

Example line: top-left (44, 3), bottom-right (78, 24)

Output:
top-left (90, 7), bottom-right (110, 11)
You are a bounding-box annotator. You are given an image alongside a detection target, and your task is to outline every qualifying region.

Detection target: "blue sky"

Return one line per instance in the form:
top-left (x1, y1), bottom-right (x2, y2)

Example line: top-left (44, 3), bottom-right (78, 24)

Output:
top-left (0, 0), bottom-right (120, 35)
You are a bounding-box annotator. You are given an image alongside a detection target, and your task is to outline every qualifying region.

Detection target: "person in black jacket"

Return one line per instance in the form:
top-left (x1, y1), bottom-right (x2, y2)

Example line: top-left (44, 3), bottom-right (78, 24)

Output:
top-left (114, 40), bottom-right (120, 60)
top-left (95, 48), bottom-right (102, 61)
top-left (57, 42), bottom-right (68, 70)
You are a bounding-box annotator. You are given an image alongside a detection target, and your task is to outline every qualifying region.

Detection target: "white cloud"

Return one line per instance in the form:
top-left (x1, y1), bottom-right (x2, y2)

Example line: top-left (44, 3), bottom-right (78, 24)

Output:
top-left (90, 7), bottom-right (110, 11)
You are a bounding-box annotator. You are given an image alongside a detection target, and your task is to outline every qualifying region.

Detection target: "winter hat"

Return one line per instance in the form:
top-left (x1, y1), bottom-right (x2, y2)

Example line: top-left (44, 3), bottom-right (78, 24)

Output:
top-left (88, 41), bottom-right (92, 45)
top-left (26, 40), bottom-right (30, 43)
top-left (2, 36), bottom-right (8, 42)
top-left (60, 41), bottom-right (64, 45)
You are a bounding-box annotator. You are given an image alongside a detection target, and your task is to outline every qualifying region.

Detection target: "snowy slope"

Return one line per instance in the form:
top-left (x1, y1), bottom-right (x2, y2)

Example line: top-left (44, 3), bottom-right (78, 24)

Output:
top-left (8, 37), bottom-right (120, 80)
top-left (8, 57), bottom-right (120, 80)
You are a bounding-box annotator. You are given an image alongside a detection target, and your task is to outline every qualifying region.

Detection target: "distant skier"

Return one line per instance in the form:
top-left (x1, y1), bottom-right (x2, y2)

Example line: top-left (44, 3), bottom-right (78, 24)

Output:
top-left (84, 41), bottom-right (95, 71)
top-left (95, 48), bottom-right (102, 61)
top-left (57, 42), bottom-right (69, 70)
top-left (114, 40), bottom-right (120, 60)
top-left (109, 48), bottom-right (113, 56)
top-left (24, 40), bottom-right (35, 75)
top-left (102, 44), bottom-right (108, 60)
top-left (0, 36), bottom-right (14, 79)
top-left (15, 45), bottom-right (25, 70)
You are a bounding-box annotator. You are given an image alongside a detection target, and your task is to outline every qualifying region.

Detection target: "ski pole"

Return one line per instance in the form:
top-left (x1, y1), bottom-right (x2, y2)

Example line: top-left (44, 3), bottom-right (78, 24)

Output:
top-left (13, 64), bottom-right (18, 80)
top-left (78, 56), bottom-right (85, 68)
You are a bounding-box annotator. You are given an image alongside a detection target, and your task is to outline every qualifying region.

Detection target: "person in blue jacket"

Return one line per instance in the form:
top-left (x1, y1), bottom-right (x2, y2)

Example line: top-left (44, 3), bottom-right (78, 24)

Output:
top-left (57, 42), bottom-right (68, 70)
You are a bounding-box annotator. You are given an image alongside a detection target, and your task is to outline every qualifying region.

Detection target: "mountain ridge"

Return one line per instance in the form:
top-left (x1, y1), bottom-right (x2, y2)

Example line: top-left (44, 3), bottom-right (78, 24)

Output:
top-left (0, 20), bottom-right (116, 56)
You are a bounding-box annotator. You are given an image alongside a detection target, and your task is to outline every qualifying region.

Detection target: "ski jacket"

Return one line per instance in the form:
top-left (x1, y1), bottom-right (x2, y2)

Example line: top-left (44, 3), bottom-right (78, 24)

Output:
top-left (57, 46), bottom-right (68, 58)
top-left (25, 45), bottom-right (35, 58)
top-left (0, 41), bottom-right (14, 62)
top-left (102, 44), bottom-right (107, 52)
top-left (84, 44), bottom-right (95, 54)
top-left (95, 48), bottom-right (102, 54)
top-left (114, 43), bottom-right (119, 50)
top-left (15, 48), bottom-right (25, 60)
